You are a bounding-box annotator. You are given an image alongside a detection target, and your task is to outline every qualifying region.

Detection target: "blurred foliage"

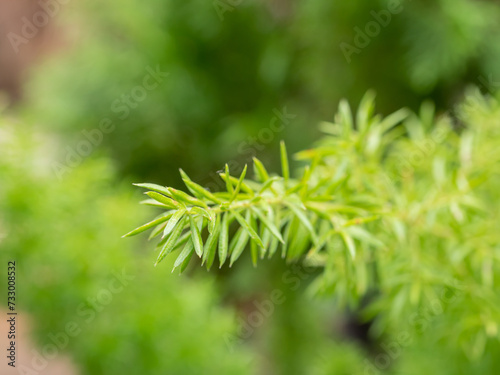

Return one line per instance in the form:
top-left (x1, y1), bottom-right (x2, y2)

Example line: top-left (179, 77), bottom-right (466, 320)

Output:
top-left (22, 0), bottom-right (500, 183)
top-left (0, 120), bottom-right (254, 375)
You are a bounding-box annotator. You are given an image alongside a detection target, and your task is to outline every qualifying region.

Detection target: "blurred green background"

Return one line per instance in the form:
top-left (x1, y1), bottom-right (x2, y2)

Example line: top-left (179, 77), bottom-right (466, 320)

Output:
top-left (1, 0), bottom-right (499, 374)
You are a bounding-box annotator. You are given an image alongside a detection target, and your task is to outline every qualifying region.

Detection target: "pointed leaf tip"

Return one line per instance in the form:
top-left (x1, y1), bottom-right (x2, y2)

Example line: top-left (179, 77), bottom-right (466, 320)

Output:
top-left (280, 140), bottom-right (289, 185)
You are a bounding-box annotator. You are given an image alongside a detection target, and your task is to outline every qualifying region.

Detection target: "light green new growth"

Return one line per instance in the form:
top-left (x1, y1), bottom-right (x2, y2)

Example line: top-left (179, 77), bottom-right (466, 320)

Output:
top-left (125, 91), bottom-right (500, 357)
top-left (124, 92), bottom-right (394, 273)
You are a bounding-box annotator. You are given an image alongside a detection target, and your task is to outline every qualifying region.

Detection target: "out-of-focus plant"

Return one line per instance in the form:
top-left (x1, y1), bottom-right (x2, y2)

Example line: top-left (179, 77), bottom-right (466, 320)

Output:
top-left (0, 118), bottom-right (254, 375)
top-left (22, 0), bottom-right (500, 183)
top-left (23, 0), bottom-right (295, 183)
top-left (127, 91), bottom-right (500, 371)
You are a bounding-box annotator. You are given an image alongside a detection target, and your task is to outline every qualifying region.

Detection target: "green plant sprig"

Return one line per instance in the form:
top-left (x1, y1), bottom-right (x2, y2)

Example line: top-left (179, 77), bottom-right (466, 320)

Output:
top-left (123, 138), bottom-right (381, 273)
top-left (123, 91), bottom-right (500, 357)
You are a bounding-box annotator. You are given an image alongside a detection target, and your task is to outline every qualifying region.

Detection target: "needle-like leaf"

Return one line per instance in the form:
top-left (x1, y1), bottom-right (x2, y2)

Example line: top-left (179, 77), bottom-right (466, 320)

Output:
top-left (233, 211), bottom-right (264, 248)
top-left (179, 169), bottom-right (222, 204)
top-left (122, 212), bottom-right (173, 237)
top-left (155, 217), bottom-right (188, 266)
top-left (251, 206), bottom-right (284, 243)
top-left (223, 164), bottom-right (234, 195)
top-left (163, 208), bottom-right (186, 238)
top-left (133, 183), bottom-right (172, 197)
top-left (286, 202), bottom-right (318, 245)
top-left (173, 239), bottom-right (194, 272)
top-left (230, 229), bottom-right (249, 267)
top-left (146, 191), bottom-right (180, 209)
top-left (230, 164), bottom-right (247, 202)
top-left (168, 188), bottom-right (207, 208)
top-left (252, 157), bottom-right (269, 182)
top-left (219, 213), bottom-right (229, 267)
top-left (189, 214), bottom-right (203, 257)
top-left (340, 231), bottom-right (356, 259)
top-left (203, 214), bottom-right (220, 269)
top-left (280, 140), bottom-right (289, 186)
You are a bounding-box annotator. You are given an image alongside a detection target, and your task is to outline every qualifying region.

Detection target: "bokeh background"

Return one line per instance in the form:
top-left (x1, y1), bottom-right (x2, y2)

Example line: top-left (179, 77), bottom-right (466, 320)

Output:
top-left (1, 0), bottom-right (500, 374)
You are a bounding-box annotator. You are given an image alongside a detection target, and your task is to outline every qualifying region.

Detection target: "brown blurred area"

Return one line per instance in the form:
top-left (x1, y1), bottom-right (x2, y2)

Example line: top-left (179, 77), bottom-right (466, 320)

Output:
top-left (0, 0), bottom-right (58, 104)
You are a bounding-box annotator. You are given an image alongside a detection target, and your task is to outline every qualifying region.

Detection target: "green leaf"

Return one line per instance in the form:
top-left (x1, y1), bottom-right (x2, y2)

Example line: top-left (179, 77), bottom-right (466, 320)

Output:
top-left (249, 211), bottom-right (260, 266)
top-left (203, 214), bottom-right (220, 270)
top-left (219, 172), bottom-right (254, 195)
top-left (338, 99), bottom-right (353, 136)
top-left (207, 209), bottom-right (217, 234)
top-left (379, 108), bottom-right (410, 134)
top-left (190, 206), bottom-right (212, 221)
top-left (258, 176), bottom-right (282, 195)
top-left (155, 217), bottom-right (188, 266)
top-left (133, 183), bottom-right (173, 197)
top-left (140, 199), bottom-right (174, 209)
top-left (261, 227), bottom-right (271, 257)
top-left (286, 202), bottom-right (318, 245)
top-left (233, 211), bottom-right (264, 248)
top-left (179, 247), bottom-right (194, 274)
top-left (168, 188), bottom-right (208, 208)
top-left (268, 208), bottom-right (282, 258)
top-left (122, 212), bottom-right (173, 237)
top-left (218, 213), bottom-right (229, 267)
top-left (280, 140), bottom-right (289, 186)
top-left (230, 228), bottom-right (250, 267)
top-left (251, 207), bottom-right (284, 243)
top-left (357, 90), bottom-right (376, 132)
top-left (170, 231), bottom-right (192, 252)
top-left (163, 208), bottom-right (187, 238)
top-left (281, 216), bottom-right (295, 258)
top-left (149, 222), bottom-right (167, 240)
top-left (223, 164), bottom-right (234, 195)
top-left (268, 235), bottom-right (280, 259)
top-left (252, 157), bottom-right (269, 182)
top-left (173, 239), bottom-right (194, 272)
top-left (230, 164), bottom-right (247, 202)
top-left (145, 191), bottom-right (180, 209)
top-left (342, 215), bottom-right (380, 228)
top-left (179, 169), bottom-right (222, 204)
top-left (168, 218), bottom-right (205, 254)
top-left (340, 231), bottom-right (356, 259)
top-left (229, 227), bottom-right (243, 254)
top-left (189, 214), bottom-right (204, 257)
top-left (251, 238), bottom-right (258, 267)
top-left (287, 220), bottom-right (310, 261)
top-left (286, 165), bottom-right (311, 197)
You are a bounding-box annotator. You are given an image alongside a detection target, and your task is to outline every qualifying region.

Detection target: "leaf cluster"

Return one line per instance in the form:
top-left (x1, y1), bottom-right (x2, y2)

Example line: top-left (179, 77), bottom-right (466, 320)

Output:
top-left (125, 91), bottom-right (500, 356)
top-left (124, 132), bottom-right (385, 274)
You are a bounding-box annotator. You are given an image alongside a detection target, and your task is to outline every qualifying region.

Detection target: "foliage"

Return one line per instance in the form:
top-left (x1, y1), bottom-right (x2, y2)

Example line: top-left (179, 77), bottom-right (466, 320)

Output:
top-left (127, 91), bottom-right (500, 369)
top-left (22, 0), bottom-right (500, 183)
top-left (0, 119), bottom-right (253, 375)
top-left (5, 0), bottom-right (500, 372)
